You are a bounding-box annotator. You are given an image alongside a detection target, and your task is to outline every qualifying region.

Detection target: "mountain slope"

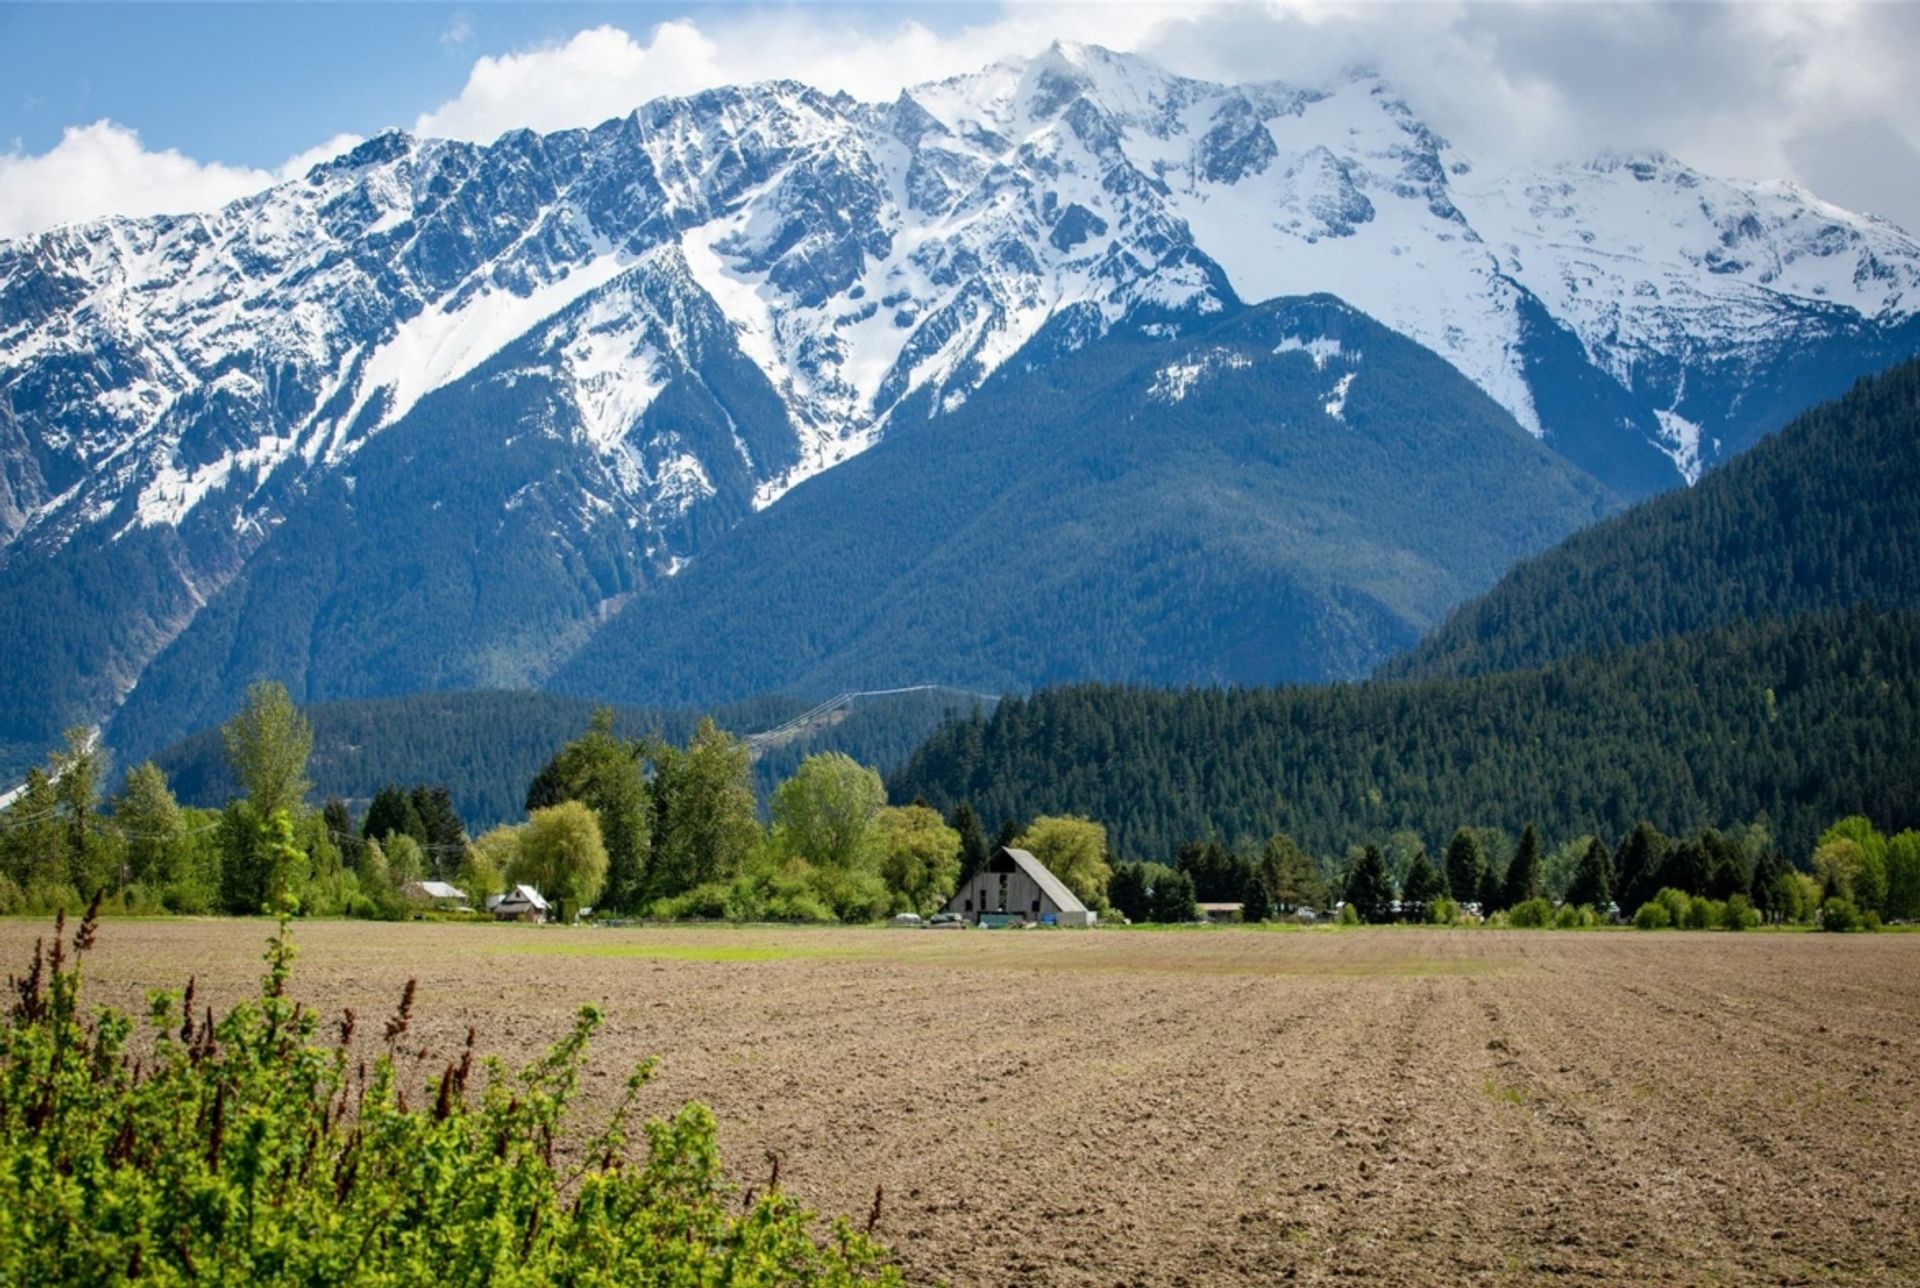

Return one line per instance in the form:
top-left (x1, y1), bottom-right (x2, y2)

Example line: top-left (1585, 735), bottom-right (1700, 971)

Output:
top-left (553, 295), bottom-right (1615, 706)
top-left (888, 609), bottom-right (1920, 862)
top-left (1387, 357), bottom-right (1920, 681)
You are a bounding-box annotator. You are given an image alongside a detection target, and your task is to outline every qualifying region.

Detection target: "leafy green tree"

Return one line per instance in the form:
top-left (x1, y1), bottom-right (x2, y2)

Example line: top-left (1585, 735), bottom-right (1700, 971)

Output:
top-left (1502, 824), bottom-right (1544, 909)
top-left (649, 718), bottom-right (761, 897)
top-left (528, 710), bottom-right (650, 912)
top-left (1443, 829), bottom-right (1484, 904)
top-left (217, 799), bottom-right (269, 915)
top-left (1401, 851), bottom-right (1443, 921)
top-left (1344, 845), bottom-right (1394, 923)
top-left (1013, 815), bottom-right (1113, 911)
top-left (771, 753), bottom-right (886, 873)
top-left (949, 802), bottom-right (989, 885)
top-left (221, 681), bottom-right (312, 819)
top-left (462, 826), bottom-right (519, 900)
top-left (1565, 836), bottom-right (1613, 912)
top-left (1885, 831), bottom-right (1920, 922)
top-left (1148, 868), bottom-right (1198, 923)
top-left (385, 834), bottom-right (426, 888)
top-left (112, 761), bottom-right (183, 888)
top-left (1818, 817), bottom-right (1888, 913)
top-left (874, 805), bottom-right (961, 916)
top-left (1, 768), bottom-right (64, 889)
top-left (49, 728), bottom-right (109, 892)
top-left (509, 801), bottom-right (609, 921)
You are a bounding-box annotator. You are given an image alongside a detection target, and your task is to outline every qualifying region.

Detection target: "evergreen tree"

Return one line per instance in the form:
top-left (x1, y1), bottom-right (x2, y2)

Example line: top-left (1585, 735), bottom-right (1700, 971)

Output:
top-left (992, 817), bottom-right (1022, 852)
top-left (50, 728), bottom-right (107, 892)
top-left (1443, 828), bottom-right (1484, 904)
top-left (1241, 868), bottom-right (1274, 923)
top-left (1401, 851), bottom-right (1443, 921)
top-left (949, 802), bottom-right (989, 884)
top-left (362, 786), bottom-right (426, 848)
top-left (1615, 822), bottom-right (1669, 914)
top-left (409, 786), bottom-right (468, 875)
top-left (1565, 836), bottom-right (1613, 912)
top-left (1502, 824), bottom-right (1543, 909)
top-left (1344, 845), bottom-right (1394, 923)
top-left (1258, 833), bottom-right (1324, 911)
top-left (217, 800), bottom-right (269, 915)
top-left (1148, 868), bottom-right (1198, 923)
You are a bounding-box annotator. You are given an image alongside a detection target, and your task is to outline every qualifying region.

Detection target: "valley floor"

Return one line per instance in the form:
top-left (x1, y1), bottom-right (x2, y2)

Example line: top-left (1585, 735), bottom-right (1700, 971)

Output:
top-left (10, 918), bottom-right (1916, 1285)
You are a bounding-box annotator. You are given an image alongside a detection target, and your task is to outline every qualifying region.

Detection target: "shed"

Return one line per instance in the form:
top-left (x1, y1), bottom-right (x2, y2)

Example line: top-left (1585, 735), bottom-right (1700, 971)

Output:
top-left (942, 846), bottom-right (1097, 927)
top-left (403, 880), bottom-right (469, 908)
top-left (491, 884), bottom-right (550, 923)
top-left (1198, 902), bottom-right (1244, 924)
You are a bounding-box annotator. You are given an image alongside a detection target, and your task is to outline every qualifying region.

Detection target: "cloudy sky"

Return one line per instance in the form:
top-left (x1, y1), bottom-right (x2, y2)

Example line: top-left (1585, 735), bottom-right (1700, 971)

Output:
top-left (3, 1), bottom-right (1917, 240)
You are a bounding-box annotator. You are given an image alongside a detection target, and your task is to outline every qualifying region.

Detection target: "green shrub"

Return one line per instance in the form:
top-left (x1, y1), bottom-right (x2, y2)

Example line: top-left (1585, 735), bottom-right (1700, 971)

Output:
top-left (1722, 894), bottom-right (1760, 931)
top-left (0, 894), bottom-right (899, 1284)
top-left (1507, 897), bottom-right (1554, 928)
top-left (1685, 897), bottom-right (1725, 931)
top-left (1554, 904), bottom-right (1601, 929)
top-left (1633, 901), bottom-right (1672, 930)
top-left (1820, 896), bottom-right (1862, 932)
top-left (1337, 902), bottom-right (1361, 926)
top-left (1427, 896), bottom-right (1459, 926)
top-left (1863, 910), bottom-right (1884, 932)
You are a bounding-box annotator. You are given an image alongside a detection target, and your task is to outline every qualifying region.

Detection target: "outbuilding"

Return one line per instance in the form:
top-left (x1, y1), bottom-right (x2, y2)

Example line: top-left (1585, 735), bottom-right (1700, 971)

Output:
top-left (942, 846), bottom-right (1097, 927)
top-left (402, 879), bottom-right (469, 910)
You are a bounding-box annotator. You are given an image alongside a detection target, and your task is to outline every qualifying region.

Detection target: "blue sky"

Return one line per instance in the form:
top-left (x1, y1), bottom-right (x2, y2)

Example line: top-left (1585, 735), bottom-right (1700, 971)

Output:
top-left (2, 4), bottom-right (973, 167)
top-left (3, 2), bottom-right (1917, 239)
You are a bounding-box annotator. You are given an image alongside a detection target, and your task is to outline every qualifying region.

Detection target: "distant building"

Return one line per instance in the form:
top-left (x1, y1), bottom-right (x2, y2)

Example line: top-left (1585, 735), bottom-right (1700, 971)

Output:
top-left (402, 880), bottom-right (469, 909)
top-left (942, 846), bottom-right (1097, 927)
top-left (1197, 902), bottom-right (1244, 924)
top-left (490, 884), bottom-right (551, 923)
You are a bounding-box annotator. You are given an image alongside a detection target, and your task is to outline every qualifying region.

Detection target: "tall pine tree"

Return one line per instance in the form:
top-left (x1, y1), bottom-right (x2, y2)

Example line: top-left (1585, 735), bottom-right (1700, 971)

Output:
top-left (1502, 824), bottom-right (1543, 909)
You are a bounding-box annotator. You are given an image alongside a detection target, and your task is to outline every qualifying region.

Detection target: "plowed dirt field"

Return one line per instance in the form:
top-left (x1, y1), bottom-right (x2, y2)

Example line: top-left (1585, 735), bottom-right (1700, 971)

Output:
top-left (9, 919), bottom-right (1915, 1285)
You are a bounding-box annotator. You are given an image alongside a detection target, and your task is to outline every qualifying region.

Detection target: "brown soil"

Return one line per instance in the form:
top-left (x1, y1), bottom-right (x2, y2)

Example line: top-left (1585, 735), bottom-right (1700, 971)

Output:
top-left (7, 918), bottom-right (1916, 1286)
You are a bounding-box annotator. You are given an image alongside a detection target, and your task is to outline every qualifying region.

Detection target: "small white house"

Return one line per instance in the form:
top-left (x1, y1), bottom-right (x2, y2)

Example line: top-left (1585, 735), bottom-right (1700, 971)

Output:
top-left (490, 884), bottom-right (551, 923)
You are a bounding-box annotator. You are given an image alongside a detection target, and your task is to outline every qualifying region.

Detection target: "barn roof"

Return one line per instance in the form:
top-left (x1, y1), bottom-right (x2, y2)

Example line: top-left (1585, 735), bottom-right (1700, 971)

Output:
top-left (1003, 847), bottom-right (1088, 914)
top-left (407, 880), bottom-right (468, 901)
top-left (496, 884), bottom-right (550, 911)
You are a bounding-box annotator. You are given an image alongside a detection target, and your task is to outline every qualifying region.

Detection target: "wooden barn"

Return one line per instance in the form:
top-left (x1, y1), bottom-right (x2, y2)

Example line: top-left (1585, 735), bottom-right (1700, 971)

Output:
top-left (943, 846), bottom-right (1098, 927)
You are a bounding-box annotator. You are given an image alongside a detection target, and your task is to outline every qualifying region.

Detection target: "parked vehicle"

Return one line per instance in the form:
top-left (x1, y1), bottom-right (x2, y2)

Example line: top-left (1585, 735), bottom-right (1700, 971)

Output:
top-left (889, 913), bottom-right (923, 928)
top-left (928, 912), bottom-right (968, 929)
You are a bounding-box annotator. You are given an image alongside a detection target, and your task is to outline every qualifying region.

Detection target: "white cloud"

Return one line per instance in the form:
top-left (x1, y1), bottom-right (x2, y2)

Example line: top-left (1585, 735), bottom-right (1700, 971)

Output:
top-left (0, 122), bottom-right (364, 240)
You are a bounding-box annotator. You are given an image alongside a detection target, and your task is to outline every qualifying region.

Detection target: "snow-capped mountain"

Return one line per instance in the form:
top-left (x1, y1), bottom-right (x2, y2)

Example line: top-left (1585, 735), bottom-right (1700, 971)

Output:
top-left (2, 41), bottom-right (1918, 769)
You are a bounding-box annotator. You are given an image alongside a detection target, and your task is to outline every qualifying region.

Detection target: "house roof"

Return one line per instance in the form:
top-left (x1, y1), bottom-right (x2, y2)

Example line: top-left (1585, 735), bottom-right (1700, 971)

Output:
top-left (495, 884), bottom-right (550, 911)
top-left (407, 880), bottom-right (468, 900)
top-left (1003, 847), bottom-right (1088, 914)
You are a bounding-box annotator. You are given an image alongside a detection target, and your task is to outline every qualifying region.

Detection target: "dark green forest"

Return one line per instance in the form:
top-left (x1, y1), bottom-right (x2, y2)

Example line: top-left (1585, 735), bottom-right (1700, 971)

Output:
top-left (150, 687), bottom-right (990, 826)
top-left (889, 609), bottom-right (1920, 863)
top-left (1389, 357), bottom-right (1920, 681)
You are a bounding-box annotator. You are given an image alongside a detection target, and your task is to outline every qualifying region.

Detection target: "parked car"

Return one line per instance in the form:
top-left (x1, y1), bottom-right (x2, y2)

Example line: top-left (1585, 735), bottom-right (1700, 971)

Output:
top-left (928, 912), bottom-right (968, 929)
top-left (889, 913), bottom-right (923, 928)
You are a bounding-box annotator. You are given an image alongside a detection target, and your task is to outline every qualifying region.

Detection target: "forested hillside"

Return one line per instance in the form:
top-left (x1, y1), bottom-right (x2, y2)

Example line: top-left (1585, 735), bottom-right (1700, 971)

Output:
top-left (555, 296), bottom-right (1615, 707)
top-left (149, 687), bottom-right (987, 826)
top-left (1388, 358), bottom-right (1920, 680)
top-left (889, 610), bottom-right (1920, 862)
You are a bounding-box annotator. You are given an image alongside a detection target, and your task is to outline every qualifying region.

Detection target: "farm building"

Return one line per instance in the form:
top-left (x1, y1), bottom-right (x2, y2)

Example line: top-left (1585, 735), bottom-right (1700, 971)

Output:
top-left (489, 885), bottom-right (551, 923)
top-left (1198, 902), bottom-right (1244, 924)
top-left (942, 847), bottom-right (1097, 926)
top-left (402, 880), bottom-right (469, 909)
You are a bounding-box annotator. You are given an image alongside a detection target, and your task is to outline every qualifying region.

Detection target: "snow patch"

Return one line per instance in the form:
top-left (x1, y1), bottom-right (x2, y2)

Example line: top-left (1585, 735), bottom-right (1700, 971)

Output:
top-left (1149, 347), bottom-right (1251, 402)
top-left (1653, 408), bottom-right (1705, 484)
top-left (1324, 371), bottom-right (1356, 421)
top-left (1274, 335), bottom-right (1350, 371)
